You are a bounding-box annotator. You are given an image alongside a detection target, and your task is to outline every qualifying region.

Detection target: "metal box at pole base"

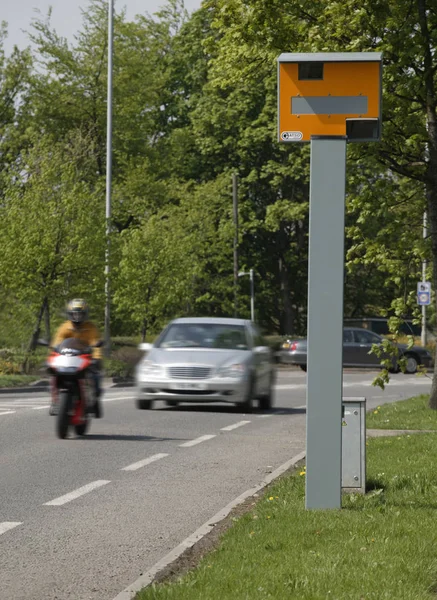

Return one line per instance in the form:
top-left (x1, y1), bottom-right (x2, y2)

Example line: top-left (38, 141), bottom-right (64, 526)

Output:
top-left (342, 397), bottom-right (366, 494)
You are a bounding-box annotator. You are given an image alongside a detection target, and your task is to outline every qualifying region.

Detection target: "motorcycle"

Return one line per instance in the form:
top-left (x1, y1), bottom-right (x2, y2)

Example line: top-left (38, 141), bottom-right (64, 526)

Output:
top-left (43, 338), bottom-right (102, 439)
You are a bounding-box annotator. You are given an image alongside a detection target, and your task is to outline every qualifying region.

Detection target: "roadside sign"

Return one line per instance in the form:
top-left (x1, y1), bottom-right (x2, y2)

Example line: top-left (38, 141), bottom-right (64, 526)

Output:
top-left (417, 281), bottom-right (431, 305)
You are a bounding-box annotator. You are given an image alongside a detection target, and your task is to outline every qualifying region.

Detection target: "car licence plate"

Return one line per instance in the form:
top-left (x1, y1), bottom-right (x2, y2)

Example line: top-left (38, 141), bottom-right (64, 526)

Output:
top-left (170, 382), bottom-right (207, 391)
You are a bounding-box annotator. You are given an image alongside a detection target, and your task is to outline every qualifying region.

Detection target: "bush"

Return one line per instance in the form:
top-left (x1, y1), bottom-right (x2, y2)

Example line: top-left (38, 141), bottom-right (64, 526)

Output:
top-left (104, 359), bottom-right (133, 379)
top-left (264, 335), bottom-right (288, 352)
top-left (0, 357), bottom-right (21, 375)
top-left (104, 345), bottom-right (143, 378)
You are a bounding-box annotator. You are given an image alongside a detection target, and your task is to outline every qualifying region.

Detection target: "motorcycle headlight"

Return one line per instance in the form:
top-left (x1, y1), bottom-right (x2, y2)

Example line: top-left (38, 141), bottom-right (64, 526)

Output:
top-left (139, 361), bottom-right (162, 377)
top-left (217, 363), bottom-right (246, 378)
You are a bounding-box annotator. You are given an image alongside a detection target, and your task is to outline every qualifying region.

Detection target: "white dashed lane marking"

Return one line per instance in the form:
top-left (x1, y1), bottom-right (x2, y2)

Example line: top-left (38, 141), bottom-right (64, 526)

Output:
top-left (179, 435), bottom-right (216, 448)
top-left (0, 522), bottom-right (22, 536)
top-left (0, 411), bottom-right (16, 416)
top-left (122, 453), bottom-right (169, 472)
top-left (220, 421), bottom-right (251, 432)
top-left (43, 480), bottom-right (111, 506)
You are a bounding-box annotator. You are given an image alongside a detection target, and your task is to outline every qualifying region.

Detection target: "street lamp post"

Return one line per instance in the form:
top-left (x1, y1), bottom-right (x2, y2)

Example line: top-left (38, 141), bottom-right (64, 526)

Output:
top-left (232, 173), bottom-right (239, 317)
top-left (104, 0), bottom-right (114, 357)
top-left (238, 269), bottom-right (255, 321)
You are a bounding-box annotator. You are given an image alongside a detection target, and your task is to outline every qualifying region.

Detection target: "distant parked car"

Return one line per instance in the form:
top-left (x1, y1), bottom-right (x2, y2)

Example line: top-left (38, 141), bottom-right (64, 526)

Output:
top-left (279, 327), bottom-right (433, 374)
top-left (343, 317), bottom-right (432, 338)
top-left (135, 317), bottom-right (275, 412)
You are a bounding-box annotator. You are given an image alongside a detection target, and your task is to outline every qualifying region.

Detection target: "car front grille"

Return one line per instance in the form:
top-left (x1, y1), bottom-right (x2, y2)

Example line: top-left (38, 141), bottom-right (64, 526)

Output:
top-left (168, 366), bottom-right (211, 379)
top-left (162, 389), bottom-right (216, 395)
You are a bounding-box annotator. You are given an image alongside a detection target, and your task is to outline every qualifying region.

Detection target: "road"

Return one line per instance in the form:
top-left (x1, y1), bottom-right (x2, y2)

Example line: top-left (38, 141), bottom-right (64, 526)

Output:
top-left (0, 368), bottom-right (432, 600)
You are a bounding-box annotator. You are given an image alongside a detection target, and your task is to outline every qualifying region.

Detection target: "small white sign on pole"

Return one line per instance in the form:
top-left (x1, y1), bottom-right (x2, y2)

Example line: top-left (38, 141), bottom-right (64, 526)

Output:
top-left (417, 281), bottom-right (431, 305)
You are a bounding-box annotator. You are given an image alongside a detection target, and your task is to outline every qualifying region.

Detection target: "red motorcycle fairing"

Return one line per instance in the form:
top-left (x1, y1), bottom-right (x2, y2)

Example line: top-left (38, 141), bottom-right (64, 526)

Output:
top-left (47, 337), bottom-right (95, 438)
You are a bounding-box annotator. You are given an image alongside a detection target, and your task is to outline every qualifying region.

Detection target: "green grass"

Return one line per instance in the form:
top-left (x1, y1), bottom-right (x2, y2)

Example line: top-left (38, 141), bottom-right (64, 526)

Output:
top-left (137, 396), bottom-right (437, 600)
top-left (0, 374), bottom-right (41, 387)
top-left (367, 393), bottom-right (437, 430)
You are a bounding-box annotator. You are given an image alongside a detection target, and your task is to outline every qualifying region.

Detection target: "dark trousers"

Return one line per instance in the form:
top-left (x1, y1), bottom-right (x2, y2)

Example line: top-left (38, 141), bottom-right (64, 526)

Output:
top-left (90, 369), bottom-right (102, 399)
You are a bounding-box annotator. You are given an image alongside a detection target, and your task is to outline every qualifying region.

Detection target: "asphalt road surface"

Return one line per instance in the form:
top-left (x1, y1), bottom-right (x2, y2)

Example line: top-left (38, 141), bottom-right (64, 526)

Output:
top-left (0, 368), bottom-right (432, 600)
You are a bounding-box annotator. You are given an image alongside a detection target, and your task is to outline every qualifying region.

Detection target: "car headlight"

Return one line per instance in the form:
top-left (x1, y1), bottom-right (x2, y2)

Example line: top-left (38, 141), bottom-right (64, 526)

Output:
top-left (138, 361), bottom-right (162, 376)
top-left (217, 363), bottom-right (246, 378)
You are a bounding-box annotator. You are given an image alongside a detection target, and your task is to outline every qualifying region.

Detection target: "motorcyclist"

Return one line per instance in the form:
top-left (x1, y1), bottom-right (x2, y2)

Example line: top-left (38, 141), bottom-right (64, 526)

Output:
top-left (50, 299), bottom-right (103, 418)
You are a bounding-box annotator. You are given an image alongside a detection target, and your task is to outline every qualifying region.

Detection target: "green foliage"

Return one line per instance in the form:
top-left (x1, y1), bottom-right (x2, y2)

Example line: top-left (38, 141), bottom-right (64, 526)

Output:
top-left (1, 0), bottom-right (437, 356)
top-left (0, 131), bottom-right (105, 324)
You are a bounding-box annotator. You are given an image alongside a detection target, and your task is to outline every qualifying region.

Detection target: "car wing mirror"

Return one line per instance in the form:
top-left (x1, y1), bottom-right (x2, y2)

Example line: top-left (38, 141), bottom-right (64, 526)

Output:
top-left (254, 345), bottom-right (270, 354)
top-left (139, 342), bottom-right (152, 351)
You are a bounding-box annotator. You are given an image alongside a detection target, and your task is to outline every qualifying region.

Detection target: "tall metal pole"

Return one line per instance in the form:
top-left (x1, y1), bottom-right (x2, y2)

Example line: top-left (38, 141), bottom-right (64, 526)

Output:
top-left (306, 137), bottom-right (346, 510)
top-left (104, 0), bottom-right (114, 357)
top-left (249, 268), bottom-right (254, 322)
top-left (233, 174), bottom-right (239, 317)
top-left (422, 211), bottom-right (427, 347)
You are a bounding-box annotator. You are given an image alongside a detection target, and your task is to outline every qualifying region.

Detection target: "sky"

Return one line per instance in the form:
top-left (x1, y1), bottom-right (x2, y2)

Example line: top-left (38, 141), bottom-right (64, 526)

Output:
top-left (2, 0), bottom-right (202, 53)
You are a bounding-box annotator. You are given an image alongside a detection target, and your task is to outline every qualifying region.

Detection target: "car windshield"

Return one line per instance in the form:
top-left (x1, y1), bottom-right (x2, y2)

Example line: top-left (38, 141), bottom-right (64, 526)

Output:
top-left (157, 324), bottom-right (249, 350)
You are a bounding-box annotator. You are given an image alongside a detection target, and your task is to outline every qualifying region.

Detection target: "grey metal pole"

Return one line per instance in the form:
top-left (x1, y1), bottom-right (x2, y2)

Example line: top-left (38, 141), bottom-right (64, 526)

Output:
top-left (306, 137), bottom-right (347, 510)
top-left (422, 211), bottom-right (427, 347)
top-left (250, 268), bottom-right (254, 322)
top-left (233, 174), bottom-right (239, 317)
top-left (104, 0), bottom-right (114, 357)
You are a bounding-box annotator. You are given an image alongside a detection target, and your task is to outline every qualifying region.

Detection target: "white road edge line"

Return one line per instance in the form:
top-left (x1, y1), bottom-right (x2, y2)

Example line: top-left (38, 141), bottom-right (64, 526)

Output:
top-left (112, 450), bottom-right (306, 600)
top-left (122, 453), bottom-right (169, 472)
top-left (0, 522), bottom-right (22, 536)
top-left (179, 434), bottom-right (216, 448)
top-left (43, 480), bottom-right (111, 506)
top-left (0, 411), bottom-right (16, 416)
top-left (220, 420), bottom-right (251, 431)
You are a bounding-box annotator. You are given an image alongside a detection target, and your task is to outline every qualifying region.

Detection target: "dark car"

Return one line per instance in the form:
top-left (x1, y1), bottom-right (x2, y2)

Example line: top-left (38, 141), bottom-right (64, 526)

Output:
top-left (279, 327), bottom-right (433, 374)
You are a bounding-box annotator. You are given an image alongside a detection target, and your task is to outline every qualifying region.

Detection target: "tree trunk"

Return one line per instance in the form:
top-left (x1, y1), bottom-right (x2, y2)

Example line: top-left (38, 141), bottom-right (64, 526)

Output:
top-left (426, 173), bottom-right (437, 408)
top-left (22, 297), bottom-right (47, 372)
top-left (141, 317), bottom-right (147, 342)
top-left (416, 0), bottom-right (437, 408)
top-left (44, 298), bottom-right (51, 342)
top-left (427, 181), bottom-right (437, 409)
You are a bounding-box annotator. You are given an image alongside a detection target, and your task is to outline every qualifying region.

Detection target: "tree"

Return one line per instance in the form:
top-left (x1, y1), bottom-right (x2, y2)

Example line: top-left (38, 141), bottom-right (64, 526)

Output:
top-left (114, 174), bottom-right (237, 332)
top-left (203, 0), bottom-right (437, 402)
top-left (0, 132), bottom-right (105, 358)
top-left (0, 24), bottom-right (32, 195)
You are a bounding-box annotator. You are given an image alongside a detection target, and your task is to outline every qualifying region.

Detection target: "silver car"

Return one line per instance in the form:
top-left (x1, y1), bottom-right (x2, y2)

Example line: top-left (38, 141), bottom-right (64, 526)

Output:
top-left (135, 317), bottom-right (275, 411)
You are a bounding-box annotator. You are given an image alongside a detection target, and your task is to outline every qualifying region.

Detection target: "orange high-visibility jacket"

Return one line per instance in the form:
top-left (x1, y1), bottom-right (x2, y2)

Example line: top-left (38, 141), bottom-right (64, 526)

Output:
top-left (51, 321), bottom-right (103, 359)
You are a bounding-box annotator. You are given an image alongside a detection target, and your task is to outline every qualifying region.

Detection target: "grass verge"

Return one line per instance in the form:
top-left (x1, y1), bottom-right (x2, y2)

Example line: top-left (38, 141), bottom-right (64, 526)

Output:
top-left (367, 393), bottom-right (437, 430)
top-left (0, 374), bottom-right (42, 388)
top-left (137, 395), bottom-right (437, 600)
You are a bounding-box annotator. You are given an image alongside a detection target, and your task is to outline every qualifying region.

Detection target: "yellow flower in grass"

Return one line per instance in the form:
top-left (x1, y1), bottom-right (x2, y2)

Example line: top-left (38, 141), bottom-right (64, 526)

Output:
top-left (269, 496), bottom-right (274, 501)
